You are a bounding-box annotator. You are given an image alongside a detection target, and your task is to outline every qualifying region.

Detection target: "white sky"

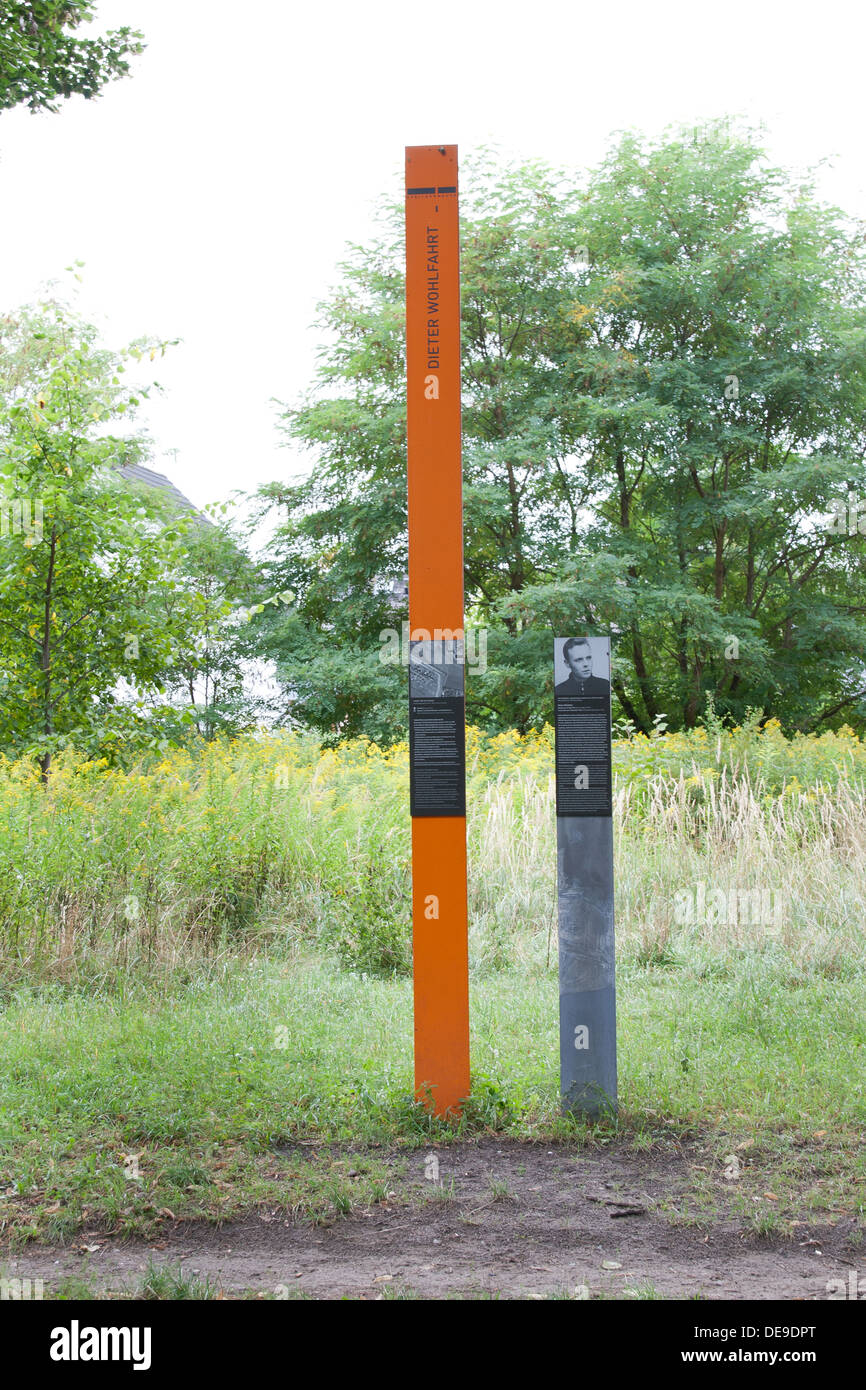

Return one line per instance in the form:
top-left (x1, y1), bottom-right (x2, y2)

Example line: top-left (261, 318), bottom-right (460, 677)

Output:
top-left (0, 0), bottom-right (864, 519)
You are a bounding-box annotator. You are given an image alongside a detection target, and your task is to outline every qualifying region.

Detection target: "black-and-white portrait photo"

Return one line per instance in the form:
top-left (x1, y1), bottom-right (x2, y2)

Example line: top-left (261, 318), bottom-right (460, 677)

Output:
top-left (554, 636), bottom-right (610, 699)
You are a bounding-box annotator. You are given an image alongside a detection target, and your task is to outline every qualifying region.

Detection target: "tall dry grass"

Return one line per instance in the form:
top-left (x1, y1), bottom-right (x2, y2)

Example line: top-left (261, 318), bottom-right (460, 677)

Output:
top-left (470, 763), bottom-right (866, 980)
top-left (0, 722), bottom-right (864, 986)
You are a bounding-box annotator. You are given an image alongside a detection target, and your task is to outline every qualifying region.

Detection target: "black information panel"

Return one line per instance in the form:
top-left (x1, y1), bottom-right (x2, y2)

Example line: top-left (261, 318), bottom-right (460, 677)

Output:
top-left (554, 635), bottom-right (612, 818)
top-left (409, 639), bottom-right (466, 817)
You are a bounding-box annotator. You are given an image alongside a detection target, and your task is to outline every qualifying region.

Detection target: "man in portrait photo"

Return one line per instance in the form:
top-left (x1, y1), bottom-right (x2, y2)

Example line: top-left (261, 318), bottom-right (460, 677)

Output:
top-left (555, 637), bottom-right (610, 697)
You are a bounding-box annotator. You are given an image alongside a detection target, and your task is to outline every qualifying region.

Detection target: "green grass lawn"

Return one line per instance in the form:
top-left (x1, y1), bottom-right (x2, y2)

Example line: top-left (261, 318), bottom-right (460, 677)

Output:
top-left (1, 945), bottom-right (863, 1247)
top-left (1, 725), bottom-right (864, 1249)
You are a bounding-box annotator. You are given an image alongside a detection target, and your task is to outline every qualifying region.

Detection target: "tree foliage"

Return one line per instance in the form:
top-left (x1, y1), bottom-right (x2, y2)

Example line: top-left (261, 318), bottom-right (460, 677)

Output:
top-left (0, 2), bottom-right (142, 114)
top-left (259, 129), bottom-right (866, 739)
top-left (0, 299), bottom-right (225, 773)
top-left (151, 516), bottom-right (276, 743)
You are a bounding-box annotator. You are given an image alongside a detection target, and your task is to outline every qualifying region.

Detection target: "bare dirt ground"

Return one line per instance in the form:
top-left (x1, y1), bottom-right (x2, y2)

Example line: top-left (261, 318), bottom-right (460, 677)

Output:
top-left (5, 1141), bottom-right (862, 1300)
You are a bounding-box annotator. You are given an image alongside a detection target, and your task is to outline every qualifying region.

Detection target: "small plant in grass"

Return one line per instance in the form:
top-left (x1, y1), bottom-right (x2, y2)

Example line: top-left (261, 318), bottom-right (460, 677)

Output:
top-left (391, 1090), bottom-right (458, 1140)
top-left (548, 1109), bottom-right (596, 1143)
top-left (136, 1260), bottom-right (220, 1300)
top-left (457, 1074), bottom-right (514, 1132)
top-left (281, 1159), bottom-right (395, 1225)
top-left (325, 1179), bottom-right (354, 1217)
top-left (633, 923), bottom-right (680, 970)
top-left (427, 1178), bottom-right (457, 1202)
top-left (159, 1155), bottom-right (213, 1190)
top-left (45, 1273), bottom-right (102, 1300)
top-left (748, 1208), bottom-right (784, 1239)
top-left (322, 854), bottom-right (412, 977)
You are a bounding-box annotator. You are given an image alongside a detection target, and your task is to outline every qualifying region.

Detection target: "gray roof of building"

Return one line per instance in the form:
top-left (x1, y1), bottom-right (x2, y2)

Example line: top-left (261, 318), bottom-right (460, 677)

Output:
top-left (117, 462), bottom-right (212, 525)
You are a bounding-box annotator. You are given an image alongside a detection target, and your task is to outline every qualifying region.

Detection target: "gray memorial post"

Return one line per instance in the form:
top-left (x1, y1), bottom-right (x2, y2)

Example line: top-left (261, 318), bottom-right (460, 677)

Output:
top-left (553, 635), bottom-right (617, 1116)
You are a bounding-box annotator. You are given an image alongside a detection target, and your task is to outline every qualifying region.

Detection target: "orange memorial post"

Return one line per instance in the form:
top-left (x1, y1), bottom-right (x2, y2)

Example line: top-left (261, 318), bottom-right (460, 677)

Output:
top-left (405, 145), bottom-right (470, 1115)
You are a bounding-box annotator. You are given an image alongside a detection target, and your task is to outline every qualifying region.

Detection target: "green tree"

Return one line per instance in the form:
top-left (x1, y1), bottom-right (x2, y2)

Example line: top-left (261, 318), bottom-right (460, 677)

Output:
top-left (0, 2), bottom-right (142, 114)
top-left (256, 159), bottom-right (584, 740)
top-left (516, 128), bottom-right (866, 732)
top-left (258, 131), bottom-right (866, 739)
top-left (0, 299), bottom-right (199, 775)
top-left (151, 517), bottom-right (277, 742)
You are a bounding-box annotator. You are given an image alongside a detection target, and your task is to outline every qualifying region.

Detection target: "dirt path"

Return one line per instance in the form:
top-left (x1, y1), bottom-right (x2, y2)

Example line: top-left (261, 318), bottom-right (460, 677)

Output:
top-left (4, 1141), bottom-right (861, 1300)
